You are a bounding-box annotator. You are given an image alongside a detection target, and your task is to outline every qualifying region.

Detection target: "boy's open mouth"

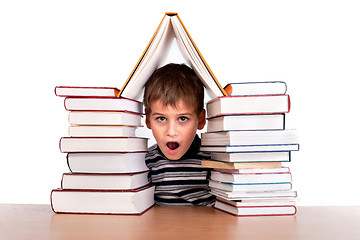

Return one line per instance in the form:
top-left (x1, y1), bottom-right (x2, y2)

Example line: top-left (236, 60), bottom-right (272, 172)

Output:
top-left (167, 142), bottom-right (179, 150)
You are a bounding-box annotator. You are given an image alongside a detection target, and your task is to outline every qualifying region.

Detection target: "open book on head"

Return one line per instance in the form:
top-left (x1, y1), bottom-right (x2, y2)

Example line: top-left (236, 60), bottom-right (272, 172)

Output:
top-left (119, 12), bottom-right (227, 100)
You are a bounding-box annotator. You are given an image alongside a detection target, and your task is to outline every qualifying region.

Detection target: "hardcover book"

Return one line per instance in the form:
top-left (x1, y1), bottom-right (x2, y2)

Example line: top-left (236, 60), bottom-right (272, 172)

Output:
top-left (68, 111), bottom-right (142, 126)
top-left (59, 137), bottom-right (148, 153)
top-left (207, 114), bottom-right (285, 132)
top-left (223, 81), bottom-right (287, 96)
top-left (64, 97), bottom-right (143, 113)
top-left (68, 125), bottom-right (137, 137)
top-left (201, 160), bottom-right (283, 170)
top-left (206, 95), bottom-right (290, 118)
top-left (61, 171), bottom-right (150, 190)
top-left (119, 12), bottom-right (227, 100)
top-left (214, 199), bottom-right (297, 217)
top-left (67, 152), bottom-right (148, 174)
top-left (55, 86), bottom-right (120, 97)
top-left (51, 185), bottom-right (155, 215)
top-left (208, 151), bottom-right (291, 163)
top-left (201, 129), bottom-right (299, 147)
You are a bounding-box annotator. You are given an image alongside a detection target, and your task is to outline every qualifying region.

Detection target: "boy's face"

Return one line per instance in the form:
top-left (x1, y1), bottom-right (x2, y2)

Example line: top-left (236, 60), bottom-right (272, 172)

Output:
top-left (145, 99), bottom-right (206, 160)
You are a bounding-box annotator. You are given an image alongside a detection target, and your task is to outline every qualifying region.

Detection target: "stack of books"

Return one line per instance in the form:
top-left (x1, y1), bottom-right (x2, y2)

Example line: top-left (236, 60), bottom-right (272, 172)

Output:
top-left (51, 86), bottom-right (155, 215)
top-left (201, 81), bottom-right (299, 217)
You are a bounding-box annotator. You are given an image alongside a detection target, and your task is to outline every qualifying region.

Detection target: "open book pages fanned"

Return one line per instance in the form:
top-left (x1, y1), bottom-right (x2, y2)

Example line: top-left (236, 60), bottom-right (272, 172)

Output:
top-left (119, 13), bottom-right (227, 100)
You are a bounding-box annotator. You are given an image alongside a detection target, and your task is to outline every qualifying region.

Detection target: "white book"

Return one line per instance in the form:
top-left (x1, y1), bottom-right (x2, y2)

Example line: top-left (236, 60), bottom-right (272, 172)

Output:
top-left (61, 172), bottom-right (149, 190)
top-left (200, 144), bottom-right (299, 153)
top-left (209, 180), bottom-right (292, 192)
top-left (201, 129), bottom-right (299, 146)
top-left (68, 126), bottom-right (137, 137)
top-left (215, 195), bottom-right (298, 207)
top-left (207, 95), bottom-right (290, 118)
top-left (210, 151), bottom-right (291, 162)
top-left (67, 152), bottom-right (148, 174)
top-left (211, 188), bottom-right (297, 200)
top-left (64, 97), bottom-right (143, 113)
top-left (59, 137), bottom-right (148, 153)
top-left (214, 200), bottom-right (296, 216)
top-left (211, 171), bottom-right (292, 184)
top-left (51, 185), bottom-right (155, 215)
top-left (207, 114), bottom-right (285, 132)
top-left (223, 81), bottom-right (287, 96)
top-left (119, 13), bottom-right (226, 100)
top-left (68, 111), bottom-right (142, 126)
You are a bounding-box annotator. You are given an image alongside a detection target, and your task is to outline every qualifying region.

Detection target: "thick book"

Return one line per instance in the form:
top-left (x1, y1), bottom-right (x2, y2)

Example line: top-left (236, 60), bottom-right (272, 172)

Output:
top-left (214, 167), bottom-right (291, 174)
top-left (68, 111), bottom-right (142, 126)
top-left (61, 171), bottom-right (149, 190)
top-left (200, 144), bottom-right (299, 153)
top-left (51, 185), bottom-right (155, 215)
top-left (119, 12), bottom-right (227, 100)
top-left (210, 169), bottom-right (292, 184)
top-left (59, 137), bottom-right (148, 153)
top-left (209, 151), bottom-right (291, 163)
top-left (68, 126), bottom-right (137, 137)
top-left (67, 152), bottom-right (148, 174)
top-left (215, 195), bottom-right (298, 207)
top-left (211, 188), bottom-right (297, 200)
top-left (223, 81), bottom-right (287, 96)
top-left (214, 199), bottom-right (297, 217)
top-left (201, 160), bottom-right (283, 170)
top-left (206, 95), bottom-right (290, 118)
top-left (207, 114), bottom-right (285, 132)
top-left (55, 86), bottom-right (120, 97)
top-left (201, 129), bottom-right (299, 147)
top-left (209, 180), bottom-right (292, 192)
top-left (64, 97), bottom-right (143, 114)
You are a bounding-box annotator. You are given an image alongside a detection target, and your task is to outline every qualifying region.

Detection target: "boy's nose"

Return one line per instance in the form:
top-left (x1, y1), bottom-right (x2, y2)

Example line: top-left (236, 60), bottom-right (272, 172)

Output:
top-left (166, 121), bottom-right (178, 136)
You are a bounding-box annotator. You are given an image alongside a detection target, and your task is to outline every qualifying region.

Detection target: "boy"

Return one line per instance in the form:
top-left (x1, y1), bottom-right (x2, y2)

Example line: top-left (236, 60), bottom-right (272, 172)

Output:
top-left (143, 63), bottom-right (215, 206)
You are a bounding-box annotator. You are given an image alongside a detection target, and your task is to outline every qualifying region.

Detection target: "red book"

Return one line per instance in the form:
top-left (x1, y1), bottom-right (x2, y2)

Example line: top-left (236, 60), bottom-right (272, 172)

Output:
top-left (206, 95), bottom-right (290, 118)
top-left (55, 86), bottom-right (120, 97)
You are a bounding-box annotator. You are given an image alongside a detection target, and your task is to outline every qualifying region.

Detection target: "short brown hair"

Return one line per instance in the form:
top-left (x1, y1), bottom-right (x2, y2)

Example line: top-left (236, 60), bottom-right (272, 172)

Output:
top-left (143, 63), bottom-right (204, 114)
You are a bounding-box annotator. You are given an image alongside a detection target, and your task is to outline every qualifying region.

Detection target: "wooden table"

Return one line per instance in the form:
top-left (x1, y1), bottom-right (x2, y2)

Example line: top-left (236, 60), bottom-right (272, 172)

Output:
top-left (1, 204), bottom-right (359, 240)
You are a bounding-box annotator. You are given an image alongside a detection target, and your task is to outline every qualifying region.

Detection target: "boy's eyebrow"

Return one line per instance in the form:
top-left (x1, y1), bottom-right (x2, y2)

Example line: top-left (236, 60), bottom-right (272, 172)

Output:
top-left (151, 112), bottom-right (193, 116)
top-left (151, 112), bottom-right (164, 116)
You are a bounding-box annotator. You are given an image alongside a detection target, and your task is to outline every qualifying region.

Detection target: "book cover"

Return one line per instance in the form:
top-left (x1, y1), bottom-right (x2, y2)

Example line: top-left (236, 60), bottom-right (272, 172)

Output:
top-left (51, 185), bottom-right (155, 215)
top-left (207, 94), bottom-right (290, 118)
top-left (66, 152), bottom-right (149, 174)
top-left (223, 81), bottom-right (287, 96)
top-left (61, 171), bottom-right (150, 190)
top-left (59, 137), bottom-right (148, 153)
top-left (214, 199), bottom-right (297, 217)
top-left (55, 86), bottom-right (120, 97)
top-left (201, 160), bottom-right (283, 169)
top-left (201, 129), bottom-right (299, 147)
top-left (68, 111), bottom-right (142, 126)
top-left (208, 151), bottom-right (291, 163)
top-left (64, 97), bottom-right (143, 114)
top-left (207, 114), bottom-right (285, 132)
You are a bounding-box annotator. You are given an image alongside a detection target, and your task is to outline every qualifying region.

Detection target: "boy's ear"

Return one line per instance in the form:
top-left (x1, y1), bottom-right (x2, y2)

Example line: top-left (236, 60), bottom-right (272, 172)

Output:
top-left (145, 108), bottom-right (152, 129)
top-left (197, 109), bottom-right (206, 130)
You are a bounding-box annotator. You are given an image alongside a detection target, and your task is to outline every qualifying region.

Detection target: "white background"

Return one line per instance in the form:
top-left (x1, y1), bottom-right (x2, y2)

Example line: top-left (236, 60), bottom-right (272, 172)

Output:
top-left (1, 0), bottom-right (359, 205)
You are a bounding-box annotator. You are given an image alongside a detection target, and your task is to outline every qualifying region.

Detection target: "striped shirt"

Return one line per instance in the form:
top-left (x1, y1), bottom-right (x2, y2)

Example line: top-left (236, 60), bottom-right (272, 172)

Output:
top-left (145, 135), bottom-right (215, 206)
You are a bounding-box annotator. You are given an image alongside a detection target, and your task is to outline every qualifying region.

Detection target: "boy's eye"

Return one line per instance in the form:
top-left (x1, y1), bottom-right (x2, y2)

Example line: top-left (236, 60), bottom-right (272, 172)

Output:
top-left (179, 116), bottom-right (189, 122)
top-left (156, 116), bottom-right (166, 122)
